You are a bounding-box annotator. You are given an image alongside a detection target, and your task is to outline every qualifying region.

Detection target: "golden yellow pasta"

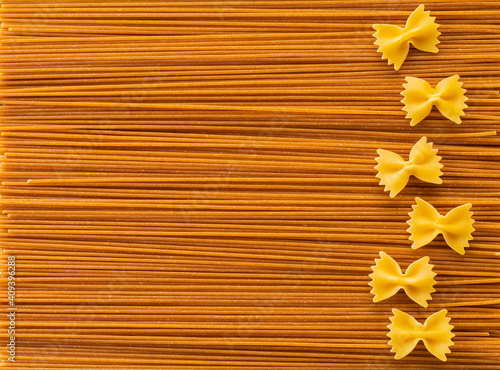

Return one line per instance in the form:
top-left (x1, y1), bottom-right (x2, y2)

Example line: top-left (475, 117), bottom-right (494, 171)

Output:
top-left (388, 309), bottom-right (455, 361)
top-left (373, 4), bottom-right (440, 70)
top-left (407, 197), bottom-right (475, 254)
top-left (369, 251), bottom-right (437, 308)
top-left (402, 75), bottom-right (468, 125)
top-left (375, 136), bottom-right (443, 198)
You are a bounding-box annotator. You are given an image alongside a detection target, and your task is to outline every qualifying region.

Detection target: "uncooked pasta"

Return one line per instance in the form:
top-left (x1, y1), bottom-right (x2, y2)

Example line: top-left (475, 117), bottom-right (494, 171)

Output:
top-left (0, 0), bottom-right (499, 369)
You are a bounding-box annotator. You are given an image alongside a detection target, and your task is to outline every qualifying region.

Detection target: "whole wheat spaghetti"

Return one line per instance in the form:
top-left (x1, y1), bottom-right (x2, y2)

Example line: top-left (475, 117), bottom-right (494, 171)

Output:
top-left (1, 0), bottom-right (500, 369)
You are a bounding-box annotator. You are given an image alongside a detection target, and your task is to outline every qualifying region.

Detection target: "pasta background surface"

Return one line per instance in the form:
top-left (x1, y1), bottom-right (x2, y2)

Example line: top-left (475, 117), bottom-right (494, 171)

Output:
top-left (0, 0), bottom-right (500, 368)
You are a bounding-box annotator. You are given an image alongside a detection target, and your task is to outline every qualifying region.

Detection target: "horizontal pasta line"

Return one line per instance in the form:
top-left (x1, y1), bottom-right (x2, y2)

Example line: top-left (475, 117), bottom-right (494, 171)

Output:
top-left (0, 99), bottom-right (405, 115)
top-left (0, 32), bottom-right (386, 44)
top-left (3, 9), bottom-right (500, 16)
top-left (0, 62), bottom-right (497, 73)
top-left (4, 229), bottom-right (409, 240)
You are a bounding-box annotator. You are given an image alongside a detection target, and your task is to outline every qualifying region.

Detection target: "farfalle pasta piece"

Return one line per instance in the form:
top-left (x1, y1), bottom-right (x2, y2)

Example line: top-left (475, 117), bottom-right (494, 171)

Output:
top-left (388, 309), bottom-right (454, 361)
top-left (407, 197), bottom-right (475, 255)
top-left (375, 137), bottom-right (443, 198)
top-left (402, 75), bottom-right (468, 126)
top-left (369, 251), bottom-right (436, 308)
top-left (373, 4), bottom-right (440, 70)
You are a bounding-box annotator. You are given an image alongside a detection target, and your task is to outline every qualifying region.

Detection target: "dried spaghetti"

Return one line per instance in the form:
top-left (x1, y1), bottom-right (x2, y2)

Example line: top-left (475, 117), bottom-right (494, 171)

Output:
top-left (0, 0), bottom-right (500, 369)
